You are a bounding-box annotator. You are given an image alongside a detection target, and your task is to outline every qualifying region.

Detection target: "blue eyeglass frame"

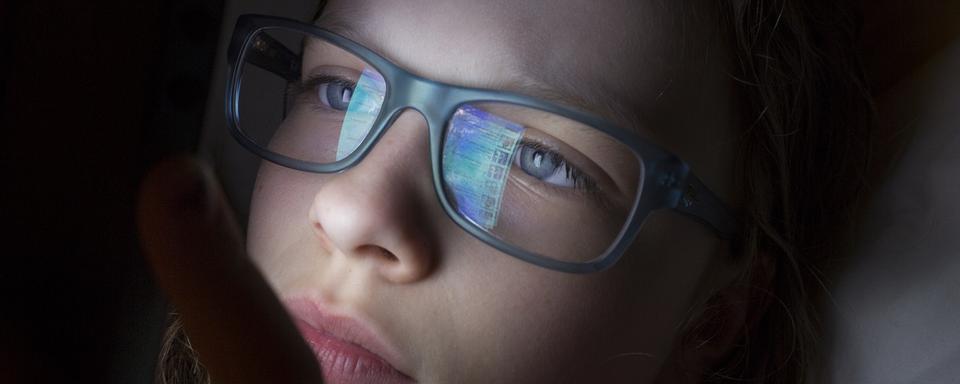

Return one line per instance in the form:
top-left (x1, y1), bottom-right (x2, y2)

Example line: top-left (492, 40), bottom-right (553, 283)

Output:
top-left (225, 14), bottom-right (738, 274)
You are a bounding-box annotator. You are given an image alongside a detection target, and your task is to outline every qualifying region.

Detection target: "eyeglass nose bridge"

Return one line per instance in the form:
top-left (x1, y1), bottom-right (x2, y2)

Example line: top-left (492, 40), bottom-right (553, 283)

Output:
top-left (380, 72), bottom-right (463, 134)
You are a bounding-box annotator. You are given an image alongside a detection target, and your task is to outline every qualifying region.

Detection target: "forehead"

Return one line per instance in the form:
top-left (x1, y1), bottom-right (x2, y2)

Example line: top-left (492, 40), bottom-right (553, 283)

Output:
top-left (319, 0), bottom-right (697, 130)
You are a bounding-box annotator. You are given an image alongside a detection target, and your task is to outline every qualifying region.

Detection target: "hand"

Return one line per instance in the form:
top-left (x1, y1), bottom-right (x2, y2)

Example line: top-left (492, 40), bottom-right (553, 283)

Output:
top-left (137, 155), bottom-right (323, 384)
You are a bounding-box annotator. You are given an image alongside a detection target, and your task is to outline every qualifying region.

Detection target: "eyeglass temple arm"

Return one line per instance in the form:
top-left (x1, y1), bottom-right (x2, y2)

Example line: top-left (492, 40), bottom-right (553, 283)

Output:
top-left (672, 172), bottom-right (739, 240)
top-left (244, 33), bottom-right (301, 82)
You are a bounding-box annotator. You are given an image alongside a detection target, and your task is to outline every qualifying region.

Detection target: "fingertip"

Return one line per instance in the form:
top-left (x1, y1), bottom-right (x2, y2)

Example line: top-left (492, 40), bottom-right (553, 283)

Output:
top-left (135, 157), bottom-right (323, 384)
top-left (138, 155), bottom-right (215, 223)
top-left (136, 155), bottom-right (234, 283)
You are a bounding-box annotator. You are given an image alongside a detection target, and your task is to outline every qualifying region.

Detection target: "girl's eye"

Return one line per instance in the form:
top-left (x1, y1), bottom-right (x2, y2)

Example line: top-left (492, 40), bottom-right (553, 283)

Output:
top-left (514, 142), bottom-right (590, 189)
top-left (317, 79), bottom-right (355, 111)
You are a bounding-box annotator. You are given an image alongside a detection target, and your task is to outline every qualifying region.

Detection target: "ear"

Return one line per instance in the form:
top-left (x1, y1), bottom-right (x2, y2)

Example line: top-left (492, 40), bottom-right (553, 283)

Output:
top-left (692, 249), bottom-right (775, 374)
top-left (655, 250), bottom-right (776, 383)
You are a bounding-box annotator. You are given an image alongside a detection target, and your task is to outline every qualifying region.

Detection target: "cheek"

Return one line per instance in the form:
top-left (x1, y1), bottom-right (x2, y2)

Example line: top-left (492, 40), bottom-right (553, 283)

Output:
top-left (494, 178), bottom-right (627, 261)
top-left (440, 259), bottom-right (681, 383)
top-left (436, 211), bottom-right (718, 382)
top-left (246, 162), bottom-right (327, 283)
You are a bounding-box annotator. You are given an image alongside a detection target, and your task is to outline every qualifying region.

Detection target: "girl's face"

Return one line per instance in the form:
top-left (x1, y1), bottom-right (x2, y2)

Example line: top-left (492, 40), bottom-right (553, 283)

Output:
top-left (247, 0), bottom-right (741, 382)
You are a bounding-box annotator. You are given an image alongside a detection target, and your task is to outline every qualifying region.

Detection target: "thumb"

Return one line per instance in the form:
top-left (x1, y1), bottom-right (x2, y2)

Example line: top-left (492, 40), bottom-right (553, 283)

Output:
top-left (137, 155), bottom-right (322, 384)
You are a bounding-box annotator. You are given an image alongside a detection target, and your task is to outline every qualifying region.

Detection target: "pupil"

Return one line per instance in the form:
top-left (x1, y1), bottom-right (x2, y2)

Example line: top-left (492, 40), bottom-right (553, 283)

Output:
top-left (533, 151), bottom-right (544, 168)
top-left (325, 83), bottom-right (353, 110)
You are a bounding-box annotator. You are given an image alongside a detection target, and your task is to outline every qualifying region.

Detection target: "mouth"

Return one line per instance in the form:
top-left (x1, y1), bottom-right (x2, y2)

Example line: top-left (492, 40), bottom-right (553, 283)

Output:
top-left (285, 299), bottom-right (414, 384)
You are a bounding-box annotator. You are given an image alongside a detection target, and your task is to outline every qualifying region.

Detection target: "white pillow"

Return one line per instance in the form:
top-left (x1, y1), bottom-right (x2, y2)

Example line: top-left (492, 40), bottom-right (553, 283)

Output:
top-left (821, 36), bottom-right (960, 383)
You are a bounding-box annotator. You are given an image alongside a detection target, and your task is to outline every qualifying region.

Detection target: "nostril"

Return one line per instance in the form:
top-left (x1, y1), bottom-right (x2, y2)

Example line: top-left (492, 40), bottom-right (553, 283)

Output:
top-left (380, 248), bottom-right (399, 262)
top-left (362, 245), bottom-right (400, 261)
top-left (355, 245), bottom-right (400, 262)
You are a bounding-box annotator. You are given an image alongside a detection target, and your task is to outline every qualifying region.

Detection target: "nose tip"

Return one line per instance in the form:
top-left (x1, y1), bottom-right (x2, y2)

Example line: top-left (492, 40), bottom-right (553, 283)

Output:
top-left (309, 192), bottom-right (435, 284)
top-left (305, 111), bottom-right (438, 284)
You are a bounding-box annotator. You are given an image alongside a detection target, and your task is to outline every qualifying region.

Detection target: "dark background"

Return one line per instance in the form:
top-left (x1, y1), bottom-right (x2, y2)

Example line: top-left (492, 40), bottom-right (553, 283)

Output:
top-left (1, 1), bottom-right (958, 383)
top-left (2, 0), bottom-right (224, 382)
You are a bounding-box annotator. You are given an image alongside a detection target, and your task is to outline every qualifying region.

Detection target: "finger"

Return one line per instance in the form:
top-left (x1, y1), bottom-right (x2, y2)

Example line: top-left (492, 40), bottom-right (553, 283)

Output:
top-left (137, 155), bottom-right (322, 384)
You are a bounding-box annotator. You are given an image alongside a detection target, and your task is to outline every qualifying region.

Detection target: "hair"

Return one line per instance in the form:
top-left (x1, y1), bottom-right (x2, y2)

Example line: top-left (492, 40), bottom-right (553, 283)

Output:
top-left (155, 313), bottom-right (208, 384)
top-left (155, 1), bottom-right (874, 383)
top-left (688, 0), bottom-right (873, 383)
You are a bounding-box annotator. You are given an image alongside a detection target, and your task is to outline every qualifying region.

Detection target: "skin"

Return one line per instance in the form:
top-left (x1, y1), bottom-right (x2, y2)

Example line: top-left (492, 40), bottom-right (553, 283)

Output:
top-left (244, 0), bottom-right (744, 383)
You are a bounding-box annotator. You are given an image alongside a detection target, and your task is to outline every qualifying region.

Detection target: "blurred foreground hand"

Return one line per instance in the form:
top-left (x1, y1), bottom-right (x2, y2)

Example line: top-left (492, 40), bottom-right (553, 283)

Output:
top-left (137, 155), bottom-right (323, 384)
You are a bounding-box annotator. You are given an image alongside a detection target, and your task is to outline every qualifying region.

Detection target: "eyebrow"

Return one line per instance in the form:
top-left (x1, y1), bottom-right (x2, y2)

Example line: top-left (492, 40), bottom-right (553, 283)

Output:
top-left (313, 15), bottom-right (646, 135)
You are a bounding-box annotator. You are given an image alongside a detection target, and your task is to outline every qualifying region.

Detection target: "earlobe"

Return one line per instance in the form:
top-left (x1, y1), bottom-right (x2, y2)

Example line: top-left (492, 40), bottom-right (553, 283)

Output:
top-left (656, 250), bottom-right (776, 383)
top-left (685, 282), bottom-right (751, 363)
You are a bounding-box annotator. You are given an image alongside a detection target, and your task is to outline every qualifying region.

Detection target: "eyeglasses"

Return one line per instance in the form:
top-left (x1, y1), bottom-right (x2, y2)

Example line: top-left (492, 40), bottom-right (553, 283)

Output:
top-left (225, 14), bottom-right (737, 274)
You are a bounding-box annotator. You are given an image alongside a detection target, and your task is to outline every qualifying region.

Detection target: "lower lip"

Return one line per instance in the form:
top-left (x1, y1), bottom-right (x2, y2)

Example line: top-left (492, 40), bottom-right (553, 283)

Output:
top-left (294, 319), bottom-right (413, 384)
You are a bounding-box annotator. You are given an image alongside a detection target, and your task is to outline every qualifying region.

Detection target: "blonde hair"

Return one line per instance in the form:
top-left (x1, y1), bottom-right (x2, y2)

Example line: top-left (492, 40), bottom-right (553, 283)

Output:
top-left (155, 313), bottom-right (208, 384)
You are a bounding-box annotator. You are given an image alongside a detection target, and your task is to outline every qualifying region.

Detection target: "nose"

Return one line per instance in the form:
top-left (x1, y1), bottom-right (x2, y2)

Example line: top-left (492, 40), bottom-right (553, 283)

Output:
top-left (308, 110), bottom-right (438, 283)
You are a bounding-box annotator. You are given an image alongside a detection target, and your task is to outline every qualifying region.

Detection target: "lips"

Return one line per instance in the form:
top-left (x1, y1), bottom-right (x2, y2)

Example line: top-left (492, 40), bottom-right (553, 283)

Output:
top-left (285, 299), bottom-right (414, 384)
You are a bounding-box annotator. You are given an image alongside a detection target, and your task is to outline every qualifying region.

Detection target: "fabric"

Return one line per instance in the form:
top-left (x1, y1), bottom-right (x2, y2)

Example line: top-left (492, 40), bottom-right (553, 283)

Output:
top-left (822, 36), bottom-right (960, 383)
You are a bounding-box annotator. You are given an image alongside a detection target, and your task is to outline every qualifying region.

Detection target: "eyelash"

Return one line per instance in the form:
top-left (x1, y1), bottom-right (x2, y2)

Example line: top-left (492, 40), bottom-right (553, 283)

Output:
top-left (287, 74), bottom-right (356, 112)
top-left (514, 140), bottom-right (599, 194)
